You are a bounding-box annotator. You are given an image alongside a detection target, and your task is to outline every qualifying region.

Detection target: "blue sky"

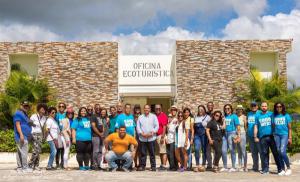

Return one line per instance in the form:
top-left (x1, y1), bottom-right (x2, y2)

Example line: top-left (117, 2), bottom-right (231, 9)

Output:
top-left (0, 0), bottom-right (300, 85)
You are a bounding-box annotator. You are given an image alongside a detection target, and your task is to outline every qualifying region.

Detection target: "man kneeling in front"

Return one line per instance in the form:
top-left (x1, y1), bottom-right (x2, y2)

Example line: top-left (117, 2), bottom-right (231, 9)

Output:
top-left (104, 125), bottom-right (138, 172)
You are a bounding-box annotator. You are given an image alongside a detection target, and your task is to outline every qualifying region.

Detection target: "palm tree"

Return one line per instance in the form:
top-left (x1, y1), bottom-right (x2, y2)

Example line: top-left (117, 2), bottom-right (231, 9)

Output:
top-left (0, 69), bottom-right (57, 129)
top-left (234, 68), bottom-right (300, 113)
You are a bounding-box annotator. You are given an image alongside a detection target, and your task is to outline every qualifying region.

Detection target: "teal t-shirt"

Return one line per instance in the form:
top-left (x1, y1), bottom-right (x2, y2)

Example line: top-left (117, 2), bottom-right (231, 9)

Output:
top-left (71, 117), bottom-right (92, 141)
top-left (55, 112), bottom-right (66, 130)
top-left (109, 114), bottom-right (118, 134)
top-left (247, 110), bottom-right (261, 137)
top-left (225, 114), bottom-right (240, 132)
top-left (274, 113), bottom-right (292, 136)
top-left (115, 113), bottom-right (136, 136)
top-left (255, 111), bottom-right (273, 138)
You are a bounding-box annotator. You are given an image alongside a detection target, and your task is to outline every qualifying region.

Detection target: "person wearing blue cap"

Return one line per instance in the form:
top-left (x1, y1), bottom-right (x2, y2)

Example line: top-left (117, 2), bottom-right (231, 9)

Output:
top-left (246, 101), bottom-right (262, 172)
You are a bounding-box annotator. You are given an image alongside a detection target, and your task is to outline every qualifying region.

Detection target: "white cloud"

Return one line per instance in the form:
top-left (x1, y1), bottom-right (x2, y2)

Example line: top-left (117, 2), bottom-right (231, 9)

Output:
top-left (0, 24), bottom-right (61, 41)
top-left (223, 10), bottom-right (300, 86)
top-left (0, 0), bottom-right (267, 34)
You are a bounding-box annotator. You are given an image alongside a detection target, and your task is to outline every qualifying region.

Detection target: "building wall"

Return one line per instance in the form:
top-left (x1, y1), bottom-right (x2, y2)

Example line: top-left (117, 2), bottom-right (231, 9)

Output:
top-left (0, 42), bottom-right (118, 109)
top-left (175, 40), bottom-right (292, 111)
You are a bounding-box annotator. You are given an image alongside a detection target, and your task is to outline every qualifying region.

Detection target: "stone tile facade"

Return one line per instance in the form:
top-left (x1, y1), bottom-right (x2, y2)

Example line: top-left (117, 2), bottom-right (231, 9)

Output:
top-left (175, 40), bottom-right (292, 110)
top-left (0, 42), bottom-right (118, 109)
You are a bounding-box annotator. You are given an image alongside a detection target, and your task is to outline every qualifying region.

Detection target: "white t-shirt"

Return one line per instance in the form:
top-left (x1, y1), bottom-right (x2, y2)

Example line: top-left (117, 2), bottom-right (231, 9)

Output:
top-left (194, 115), bottom-right (211, 128)
top-left (30, 113), bottom-right (47, 134)
top-left (46, 117), bottom-right (59, 141)
top-left (166, 117), bottom-right (178, 144)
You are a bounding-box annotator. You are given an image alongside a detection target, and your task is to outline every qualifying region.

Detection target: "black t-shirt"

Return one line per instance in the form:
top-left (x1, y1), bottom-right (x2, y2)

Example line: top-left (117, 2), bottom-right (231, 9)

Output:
top-left (206, 120), bottom-right (223, 141)
top-left (90, 115), bottom-right (104, 137)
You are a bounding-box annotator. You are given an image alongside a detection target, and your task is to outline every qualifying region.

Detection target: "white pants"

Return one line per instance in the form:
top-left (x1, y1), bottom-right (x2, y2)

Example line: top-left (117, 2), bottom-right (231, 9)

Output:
top-left (61, 136), bottom-right (70, 167)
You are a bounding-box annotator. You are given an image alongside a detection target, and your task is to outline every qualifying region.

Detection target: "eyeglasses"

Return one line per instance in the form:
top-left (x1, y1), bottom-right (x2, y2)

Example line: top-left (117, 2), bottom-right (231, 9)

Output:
top-left (171, 109), bottom-right (177, 111)
top-left (214, 114), bottom-right (221, 117)
top-left (225, 107), bottom-right (231, 110)
top-left (58, 105), bottom-right (65, 108)
top-left (155, 108), bottom-right (161, 110)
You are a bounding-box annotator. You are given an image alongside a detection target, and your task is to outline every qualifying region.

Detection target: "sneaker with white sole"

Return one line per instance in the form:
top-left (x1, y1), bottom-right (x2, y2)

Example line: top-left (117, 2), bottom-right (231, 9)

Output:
top-left (229, 168), bottom-right (237, 172)
top-left (285, 169), bottom-right (292, 176)
top-left (220, 168), bottom-right (228, 172)
top-left (278, 170), bottom-right (285, 176)
top-left (22, 168), bottom-right (33, 173)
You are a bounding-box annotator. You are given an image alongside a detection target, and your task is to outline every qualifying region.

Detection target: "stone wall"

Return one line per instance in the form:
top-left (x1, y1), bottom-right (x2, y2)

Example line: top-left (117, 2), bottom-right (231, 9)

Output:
top-left (0, 42), bottom-right (118, 109)
top-left (175, 40), bottom-right (292, 111)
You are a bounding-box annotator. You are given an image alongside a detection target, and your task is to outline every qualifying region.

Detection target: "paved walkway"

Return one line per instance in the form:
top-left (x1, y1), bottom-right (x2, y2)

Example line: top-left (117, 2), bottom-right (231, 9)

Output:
top-left (0, 153), bottom-right (299, 182)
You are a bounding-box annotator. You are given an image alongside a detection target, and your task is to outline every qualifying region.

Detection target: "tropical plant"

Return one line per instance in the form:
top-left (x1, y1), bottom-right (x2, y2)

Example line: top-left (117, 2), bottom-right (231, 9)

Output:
top-left (234, 68), bottom-right (300, 113)
top-left (0, 68), bottom-right (57, 129)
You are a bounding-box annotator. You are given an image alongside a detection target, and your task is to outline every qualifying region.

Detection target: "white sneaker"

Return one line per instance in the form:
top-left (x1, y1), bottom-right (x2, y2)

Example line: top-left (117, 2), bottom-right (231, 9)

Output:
top-left (220, 168), bottom-right (228, 172)
top-left (22, 168), bottom-right (33, 173)
top-left (285, 169), bottom-right (292, 176)
top-left (278, 170), bottom-right (285, 176)
top-left (229, 168), bottom-right (237, 172)
top-left (16, 167), bottom-right (23, 173)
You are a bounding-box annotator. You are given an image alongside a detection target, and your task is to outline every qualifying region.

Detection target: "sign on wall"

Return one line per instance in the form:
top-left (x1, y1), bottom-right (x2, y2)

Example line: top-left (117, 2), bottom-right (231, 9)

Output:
top-left (119, 55), bottom-right (175, 85)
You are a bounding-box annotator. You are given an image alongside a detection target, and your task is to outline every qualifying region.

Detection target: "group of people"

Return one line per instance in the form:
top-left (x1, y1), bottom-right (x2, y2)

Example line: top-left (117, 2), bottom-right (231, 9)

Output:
top-left (13, 100), bottom-right (293, 176)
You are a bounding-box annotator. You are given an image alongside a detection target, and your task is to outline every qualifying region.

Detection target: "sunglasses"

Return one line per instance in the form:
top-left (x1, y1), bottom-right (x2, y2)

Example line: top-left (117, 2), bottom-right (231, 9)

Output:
top-left (58, 105), bottom-right (65, 108)
top-left (51, 111), bottom-right (56, 115)
top-left (225, 107), bottom-right (231, 110)
top-left (155, 108), bottom-right (161, 110)
top-left (67, 112), bottom-right (74, 115)
top-left (171, 109), bottom-right (177, 111)
top-left (276, 105), bottom-right (282, 108)
top-left (178, 115), bottom-right (183, 117)
top-left (214, 114), bottom-right (221, 117)
top-left (87, 109), bottom-right (93, 111)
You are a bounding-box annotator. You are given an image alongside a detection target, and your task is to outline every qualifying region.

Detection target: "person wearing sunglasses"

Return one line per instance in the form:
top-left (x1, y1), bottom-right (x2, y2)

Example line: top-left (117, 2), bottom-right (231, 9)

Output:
top-left (13, 101), bottom-right (33, 173)
top-left (154, 104), bottom-right (168, 171)
top-left (206, 111), bottom-right (224, 173)
top-left (246, 102), bottom-right (262, 172)
top-left (166, 105), bottom-right (178, 171)
top-left (71, 107), bottom-right (92, 170)
top-left (175, 111), bottom-right (189, 172)
top-left (273, 102), bottom-right (292, 176)
top-left (87, 105), bottom-right (94, 117)
top-left (221, 104), bottom-right (240, 172)
top-left (55, 102), bottom-right (67, 169)
top-left (254, 102), bottom-right (284, 175)
top-left (46, 107), bottom-right (59, 170)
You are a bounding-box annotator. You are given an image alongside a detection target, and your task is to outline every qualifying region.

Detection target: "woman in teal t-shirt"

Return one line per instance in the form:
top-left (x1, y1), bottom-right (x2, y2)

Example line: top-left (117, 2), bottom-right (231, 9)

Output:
top-left (71, 107), bottom-right (92, 170)
top-left (221, 104), bottom-right (240, 172)
top-left (273, 102), bottom-right (292, 176)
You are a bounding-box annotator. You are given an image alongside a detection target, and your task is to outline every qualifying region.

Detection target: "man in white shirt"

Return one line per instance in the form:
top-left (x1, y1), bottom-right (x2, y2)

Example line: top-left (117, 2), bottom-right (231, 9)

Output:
top-left (28, 103), bottom-right (47, 170)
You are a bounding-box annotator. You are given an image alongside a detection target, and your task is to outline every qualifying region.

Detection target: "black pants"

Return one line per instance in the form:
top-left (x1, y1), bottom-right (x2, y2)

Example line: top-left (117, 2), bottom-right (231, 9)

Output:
top-left (76, 141), bottom-right (92, 167)
top-left (166, 142), bottom-right (177, 170)
top-left (56, 148), bottom-right (64, 167)
top-left (206, 141), bottom-right (212, 168)
top-left (139, 141), bottom-right (156, 168)
top-left (212, 140), bottom-right (222, 167)
top-left (260, 135), bottom-right (283, 172)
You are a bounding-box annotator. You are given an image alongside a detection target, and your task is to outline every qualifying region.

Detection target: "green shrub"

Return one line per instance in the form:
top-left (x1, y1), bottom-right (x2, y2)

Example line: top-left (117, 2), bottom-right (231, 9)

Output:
top-left (0, 70), bottom-right (57, 129)
top-left (288, 121), bottom-right (300, 155)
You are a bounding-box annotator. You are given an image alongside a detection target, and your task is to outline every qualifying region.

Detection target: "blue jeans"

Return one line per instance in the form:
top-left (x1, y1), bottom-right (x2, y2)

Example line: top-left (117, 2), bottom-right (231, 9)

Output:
top-left (222, 132), bottom-right (237, 168)
top-left (47, 141), bottom-right (57, 168)
top-left (274, 135), bottom-right (290, 169)
top-left (105, 151), bottom-right (133, 169)
top-left (237, 133), bottom-right (247, 168)
top-left (187, 132), bottom-right (192, 169)
top-left (260, 135), bottom-right (283, 173)
top-left (248, 136), bottom-right (263, 170)
top-left (194, 135), bottom-right (207, 166)
top-left (221, 136), bottom-right (228, 168)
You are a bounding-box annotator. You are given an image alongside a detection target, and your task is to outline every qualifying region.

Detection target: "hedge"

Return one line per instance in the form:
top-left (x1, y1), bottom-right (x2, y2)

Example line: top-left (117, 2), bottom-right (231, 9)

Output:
top-left (0, 130), bottom-right (75, 153)
top-left (0, 122), bottom-right (299, 154)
